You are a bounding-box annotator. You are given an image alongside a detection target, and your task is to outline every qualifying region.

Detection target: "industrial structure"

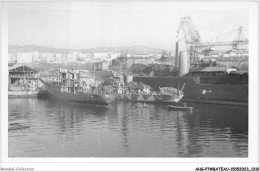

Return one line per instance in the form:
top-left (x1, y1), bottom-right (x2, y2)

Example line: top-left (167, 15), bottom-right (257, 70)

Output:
top-left (175, 16), bottom-right (248, 75)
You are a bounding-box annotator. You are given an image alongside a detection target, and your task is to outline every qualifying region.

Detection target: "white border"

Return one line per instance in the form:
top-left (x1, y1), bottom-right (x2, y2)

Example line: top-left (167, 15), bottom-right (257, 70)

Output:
top-left (1, 1), bottom-right (259, 171)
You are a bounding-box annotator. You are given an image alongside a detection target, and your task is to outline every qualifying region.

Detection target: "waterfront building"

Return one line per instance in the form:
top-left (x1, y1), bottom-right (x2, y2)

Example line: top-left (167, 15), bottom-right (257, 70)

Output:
top-left (8, 65), bottom-right (43, 91)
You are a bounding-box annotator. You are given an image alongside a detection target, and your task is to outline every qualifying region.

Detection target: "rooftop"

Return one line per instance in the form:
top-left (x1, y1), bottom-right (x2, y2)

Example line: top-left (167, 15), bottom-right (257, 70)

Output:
top-left (9, 65), bottom-right (38, 73)
top-left (190, 67), bottom-right (231, 73)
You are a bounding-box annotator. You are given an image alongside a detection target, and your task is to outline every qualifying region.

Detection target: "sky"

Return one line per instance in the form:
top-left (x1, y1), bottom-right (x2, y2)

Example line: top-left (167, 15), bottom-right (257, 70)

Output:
top-left (7, 2), bottom-right (249, 51)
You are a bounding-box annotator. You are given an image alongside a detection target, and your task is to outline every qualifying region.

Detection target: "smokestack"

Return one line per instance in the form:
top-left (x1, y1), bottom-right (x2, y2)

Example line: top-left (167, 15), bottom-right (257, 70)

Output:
top-left (175, 42), bottom-right (179, 68)
top-left (179, 51), bottom-right (190, 76)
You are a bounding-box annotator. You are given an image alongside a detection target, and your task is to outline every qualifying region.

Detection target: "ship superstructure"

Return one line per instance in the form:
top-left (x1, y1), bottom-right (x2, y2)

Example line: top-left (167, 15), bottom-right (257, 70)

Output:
top-left (45, 69), bottom-right (116, 105)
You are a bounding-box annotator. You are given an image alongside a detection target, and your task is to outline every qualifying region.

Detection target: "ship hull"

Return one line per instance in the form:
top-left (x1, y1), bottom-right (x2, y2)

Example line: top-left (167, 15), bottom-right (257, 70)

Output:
top-left (133, 76), bottom-right (248, 106)
top-left (45, 83), bottom-right (116, 105)
top-left (115, 93), bottom-right (183, 103)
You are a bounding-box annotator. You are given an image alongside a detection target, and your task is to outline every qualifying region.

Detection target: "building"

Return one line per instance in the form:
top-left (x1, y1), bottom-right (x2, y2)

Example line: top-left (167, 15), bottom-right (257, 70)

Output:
top-left (92, 61), bottom-right (109, 71)
top-left (32, 51), bottom-right (40, 62)
top-left (109, 52), bottom-right (122, 60)
top-left (126, 57), bottom-right (155, 67)
top-left (153, 53), bottom-right (163, 59)
top-left (16, 51), bottom-right (40, 63)
top-left (61, 54), bottom-right (68, 64)
top-left (132, 54), bottom-right (149, 58)
top-left (83, 53), bottom-right (92, 58)
top-left (59, 69), bottom-right (97, 94)
top-left (46, 53), bottom-right (62, 64)
top-left (66, 53), bottom-right (80, 63)
top-left (222, 50), bottom-right (249, 58)
top-left (93, 52), bottom-right (110, 61)
top-left (39, 53), bottom-right (52, 62)
top-left (8, 65), bottom-right (43, 91)
top-left (16, 52), bottom-right (32, 63)
top-left (8, 54), bottom-right (17, 63)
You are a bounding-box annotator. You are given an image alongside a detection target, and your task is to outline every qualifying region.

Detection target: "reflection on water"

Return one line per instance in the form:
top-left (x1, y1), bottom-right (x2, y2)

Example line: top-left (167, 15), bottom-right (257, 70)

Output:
top-left (8, 98), bottom-right (248, 157)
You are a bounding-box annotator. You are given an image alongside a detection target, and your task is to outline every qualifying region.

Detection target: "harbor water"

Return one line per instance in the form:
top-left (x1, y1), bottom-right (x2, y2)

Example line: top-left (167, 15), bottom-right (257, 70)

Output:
top-left (8, 98), bottom-right (248, 157)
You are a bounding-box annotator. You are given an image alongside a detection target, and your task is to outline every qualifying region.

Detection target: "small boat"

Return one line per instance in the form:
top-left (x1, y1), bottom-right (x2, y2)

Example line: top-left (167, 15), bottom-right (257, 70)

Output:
top-left (137, 103), bottom-right (149, 108)
top-left (168, 105), bottom-right (193, 111)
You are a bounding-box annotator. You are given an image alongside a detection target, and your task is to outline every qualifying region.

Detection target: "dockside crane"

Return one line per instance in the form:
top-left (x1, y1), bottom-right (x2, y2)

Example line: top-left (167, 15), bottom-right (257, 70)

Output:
top-left (175, 16), bottom-right (201, 67)
top-left (175, 16), bottom-right (248, 68)
top-left (190, 26), bottom-right (248, 50)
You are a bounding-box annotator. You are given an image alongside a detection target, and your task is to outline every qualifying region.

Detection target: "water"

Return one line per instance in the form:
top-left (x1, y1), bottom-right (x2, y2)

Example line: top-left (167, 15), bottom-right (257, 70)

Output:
top-left (8, 98), bottom-right (248, 157)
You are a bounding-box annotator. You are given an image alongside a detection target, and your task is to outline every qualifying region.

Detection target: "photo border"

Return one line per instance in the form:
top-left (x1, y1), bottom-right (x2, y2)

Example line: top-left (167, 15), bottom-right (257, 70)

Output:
top-left (1, 1), bottom-right (259, 171)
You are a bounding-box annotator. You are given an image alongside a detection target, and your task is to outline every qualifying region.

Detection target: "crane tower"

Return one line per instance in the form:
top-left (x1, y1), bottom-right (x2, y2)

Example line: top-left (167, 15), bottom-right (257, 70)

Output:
top-left (175, 16), bottom-right (248, 69)
top-left (175, 16), bottom-right (201, 68)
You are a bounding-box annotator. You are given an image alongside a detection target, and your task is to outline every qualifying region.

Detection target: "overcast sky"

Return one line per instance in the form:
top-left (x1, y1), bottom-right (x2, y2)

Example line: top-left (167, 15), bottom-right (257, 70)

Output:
top-left (7, 2), bottom-right (248, 51)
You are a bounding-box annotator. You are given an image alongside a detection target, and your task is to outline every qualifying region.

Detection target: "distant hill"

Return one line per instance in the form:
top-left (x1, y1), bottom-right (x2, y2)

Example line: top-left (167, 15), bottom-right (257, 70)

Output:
top-left (82, 45), bottom-right (164, 54)
top-left (8, 45), bottom-right (165, 54)
top-left (8, 45), bottom-right (72, 54)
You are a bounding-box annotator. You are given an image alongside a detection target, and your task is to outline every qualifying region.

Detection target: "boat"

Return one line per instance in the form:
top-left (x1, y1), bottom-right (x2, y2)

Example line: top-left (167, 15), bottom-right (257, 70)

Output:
top-left (133, 67), bottom-right (248, 106)
top-left (168, 105), bottom-right (193, 111)
top-left (115, 82), bottom-right (184, 103)
top-left (137, 103), bottom-right (149, 108)
top-left (44, 69), bottom-right (117, 105)
top-left (45, 83), bottom-right (116, 105)
top-left (117, 92), bottom-right (184, 103)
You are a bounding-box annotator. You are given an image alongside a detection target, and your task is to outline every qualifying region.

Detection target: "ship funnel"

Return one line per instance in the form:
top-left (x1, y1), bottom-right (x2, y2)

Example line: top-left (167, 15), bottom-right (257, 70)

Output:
top-left (179, 51), bottom-right (190, 76)
top-left (175, 42), bottom-right (179, 68)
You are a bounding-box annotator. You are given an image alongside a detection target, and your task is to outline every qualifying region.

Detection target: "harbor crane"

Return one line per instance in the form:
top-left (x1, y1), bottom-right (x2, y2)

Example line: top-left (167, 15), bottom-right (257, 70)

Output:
top-left (175, 16), bottom-right (201, 67)
top-left (176, 16), bottom-right (201, 52)
top-left (175, 16), bottom-right (248, 67)
top-left (190, 26), bottom-right (248, 51)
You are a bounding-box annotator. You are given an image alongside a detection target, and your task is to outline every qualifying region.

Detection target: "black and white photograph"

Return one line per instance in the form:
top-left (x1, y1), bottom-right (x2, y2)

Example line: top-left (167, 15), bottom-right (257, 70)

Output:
top-left (0, 1), bottom-right (259, 171)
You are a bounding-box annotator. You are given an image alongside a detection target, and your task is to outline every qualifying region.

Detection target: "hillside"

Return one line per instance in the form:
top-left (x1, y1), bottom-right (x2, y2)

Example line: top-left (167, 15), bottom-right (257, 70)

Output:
top-left (8, 45), bottom-right (165, 54)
